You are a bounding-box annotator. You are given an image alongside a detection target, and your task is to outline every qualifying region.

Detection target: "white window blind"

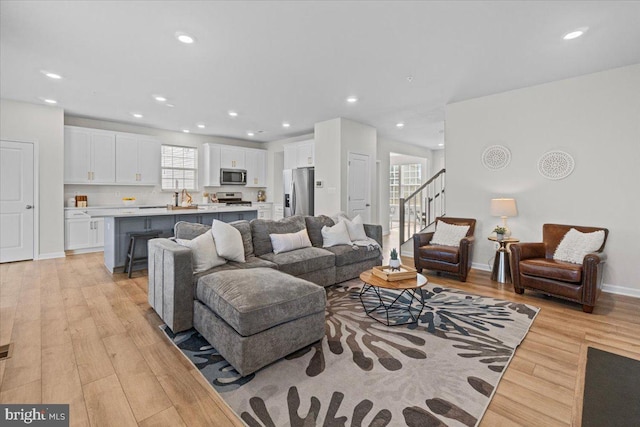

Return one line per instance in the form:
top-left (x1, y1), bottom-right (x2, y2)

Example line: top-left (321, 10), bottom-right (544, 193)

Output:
top-left (161, 145), bottom-right (198, 190)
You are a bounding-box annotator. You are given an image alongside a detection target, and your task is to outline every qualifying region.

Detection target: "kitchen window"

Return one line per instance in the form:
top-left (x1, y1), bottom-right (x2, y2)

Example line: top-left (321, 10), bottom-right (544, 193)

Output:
top-left (161, 145), bottom-right (198, 190)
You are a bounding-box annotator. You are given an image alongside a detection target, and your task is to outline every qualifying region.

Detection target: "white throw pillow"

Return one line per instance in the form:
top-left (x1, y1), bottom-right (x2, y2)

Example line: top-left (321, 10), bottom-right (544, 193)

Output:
top-left (553, 228), bottom-right (605, 264)
top-left (211, 220), bottom-right (245, 262)
top-left (270, 229), bottom-right (312, 254)
top-left (176, 231), bottom-right (226, 273)
top-left (340, 214), bottom-right (368, 241)
top-left (322, 220), bottom-right (353, 247)
top-left (430, 221), bottom-right (470, 247)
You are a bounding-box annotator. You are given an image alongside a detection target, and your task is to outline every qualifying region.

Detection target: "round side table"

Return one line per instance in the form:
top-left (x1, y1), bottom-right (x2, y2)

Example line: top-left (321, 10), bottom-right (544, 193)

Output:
top-left (488, 236), bottom-right (519, 283)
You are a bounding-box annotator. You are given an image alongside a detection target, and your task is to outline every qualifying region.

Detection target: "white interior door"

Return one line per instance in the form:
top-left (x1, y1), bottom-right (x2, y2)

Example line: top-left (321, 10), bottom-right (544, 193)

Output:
top-left (347, 152), bottom-right (371, 222)
top-left (1, 140), bottom-right (35, 262)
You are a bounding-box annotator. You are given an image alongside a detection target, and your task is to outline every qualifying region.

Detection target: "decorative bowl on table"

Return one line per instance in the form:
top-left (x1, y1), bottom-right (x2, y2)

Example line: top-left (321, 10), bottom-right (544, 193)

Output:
top-left (122, 197), bottom-right (136, 206)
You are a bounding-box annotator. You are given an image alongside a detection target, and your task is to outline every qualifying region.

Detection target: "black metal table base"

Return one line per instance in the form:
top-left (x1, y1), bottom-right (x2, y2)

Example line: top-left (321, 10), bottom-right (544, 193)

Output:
top-left (359, 283), bottom-right (425, 326)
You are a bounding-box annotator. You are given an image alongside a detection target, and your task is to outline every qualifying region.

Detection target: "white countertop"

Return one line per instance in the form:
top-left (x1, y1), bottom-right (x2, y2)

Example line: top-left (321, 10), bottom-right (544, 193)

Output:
top-left (82, 205), bottom-right (257, 218)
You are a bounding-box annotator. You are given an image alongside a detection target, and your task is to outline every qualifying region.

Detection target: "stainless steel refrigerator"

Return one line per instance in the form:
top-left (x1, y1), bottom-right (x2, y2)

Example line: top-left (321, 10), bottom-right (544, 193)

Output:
top-left (283, 168), bottom-right (314, 217)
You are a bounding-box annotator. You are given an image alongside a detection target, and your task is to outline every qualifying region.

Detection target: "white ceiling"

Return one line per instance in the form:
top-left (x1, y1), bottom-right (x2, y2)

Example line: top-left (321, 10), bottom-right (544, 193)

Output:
top-left (2, 1), bottom-right (640, 150)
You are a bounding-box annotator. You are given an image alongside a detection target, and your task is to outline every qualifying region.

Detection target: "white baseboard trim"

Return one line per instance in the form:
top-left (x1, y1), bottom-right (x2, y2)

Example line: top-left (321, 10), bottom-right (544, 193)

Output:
top-left (472, 262), bottom-right (491, 272)
top-left (36, 252), bottom-right (66, 260)
top-left (65, 248), bottom-right (103, 256)
top-left (602, 283), bottom-right (640, 298)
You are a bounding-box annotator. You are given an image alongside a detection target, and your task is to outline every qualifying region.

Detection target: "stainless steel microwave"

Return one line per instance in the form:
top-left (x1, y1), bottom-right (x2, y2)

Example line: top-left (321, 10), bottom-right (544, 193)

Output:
top-left (220, 169), bottom-right (247, 185)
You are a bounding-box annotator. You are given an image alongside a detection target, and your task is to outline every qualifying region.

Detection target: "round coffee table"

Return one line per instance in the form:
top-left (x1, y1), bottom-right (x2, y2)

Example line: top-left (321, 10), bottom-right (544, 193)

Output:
top-left (358, 270), bottom-right (428, 326)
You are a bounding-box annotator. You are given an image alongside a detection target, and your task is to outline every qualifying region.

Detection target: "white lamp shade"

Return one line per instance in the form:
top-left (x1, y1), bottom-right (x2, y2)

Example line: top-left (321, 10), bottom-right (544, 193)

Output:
top-left (490, 198), bottom-right (517, 217)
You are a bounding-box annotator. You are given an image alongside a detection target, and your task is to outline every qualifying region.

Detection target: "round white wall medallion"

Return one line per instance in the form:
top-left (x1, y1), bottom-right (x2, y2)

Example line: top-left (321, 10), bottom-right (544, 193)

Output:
top-left (481, 145), bottom-right (511, 170)
top-left (538, 150), bottom-right (575, 180)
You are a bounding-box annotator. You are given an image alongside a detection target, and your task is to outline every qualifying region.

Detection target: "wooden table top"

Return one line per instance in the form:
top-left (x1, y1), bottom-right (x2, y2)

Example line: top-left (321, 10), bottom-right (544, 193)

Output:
top-left (359, 270), bottom-right (428, 290)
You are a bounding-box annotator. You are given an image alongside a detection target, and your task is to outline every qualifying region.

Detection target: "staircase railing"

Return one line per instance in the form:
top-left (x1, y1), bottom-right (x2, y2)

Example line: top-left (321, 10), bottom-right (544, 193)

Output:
top-left (399, 168), bottom-right (446, 247)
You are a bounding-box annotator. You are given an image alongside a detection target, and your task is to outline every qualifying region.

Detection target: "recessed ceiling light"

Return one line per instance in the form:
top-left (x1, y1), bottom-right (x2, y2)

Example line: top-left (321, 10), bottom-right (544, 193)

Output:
top-left (228, 111), bottom-right (238, 117)
top-left (165, 103), bottom-right (175, 108)
top-left (282, 122), bottom-right (291, 128)
top-left (175, 32), bottom-right (195, 44)
top-left (563, 27), bottom-right (588, 40)
top-left (154, 95), bottom-right (167, 102)
top-left (43, 98), bottom-right (57, 104)
top-left (197, 124), bottom-right (205, 129)
top-left (396, 122), bottom-right (405, 128)
top-left (182, 129), bottom-right (190, 133)
top-left (346, 96), bottom-right (358, 103)
top-left (131, 113), bottom-right (143, 118)
top-left (41, 70), bottom-right (62, 79)
top-left (247, 131), bottom-right (255, 137)
top-left (438, 143), bottom-right (444, 147)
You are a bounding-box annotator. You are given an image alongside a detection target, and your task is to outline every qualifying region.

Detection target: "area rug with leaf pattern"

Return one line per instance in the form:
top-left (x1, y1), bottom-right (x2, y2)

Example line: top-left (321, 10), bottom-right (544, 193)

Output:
top-left (161, 279), bottom-right (539, 427)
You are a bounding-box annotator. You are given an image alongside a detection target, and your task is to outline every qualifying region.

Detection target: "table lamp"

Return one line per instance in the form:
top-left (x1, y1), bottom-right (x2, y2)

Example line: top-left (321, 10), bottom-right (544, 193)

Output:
top-left (490, 198), bottom-right (517, 237)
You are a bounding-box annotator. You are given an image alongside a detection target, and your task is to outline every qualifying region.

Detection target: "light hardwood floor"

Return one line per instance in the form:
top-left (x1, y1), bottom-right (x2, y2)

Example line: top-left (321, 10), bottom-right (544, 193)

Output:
top-left (1, 252), bottom-right (638, 426)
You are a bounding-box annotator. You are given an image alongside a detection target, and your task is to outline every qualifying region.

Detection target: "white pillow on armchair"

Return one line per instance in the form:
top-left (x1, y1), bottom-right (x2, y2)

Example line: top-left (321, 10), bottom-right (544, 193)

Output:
top-left (430, 221), bottom-right (470, 247)
top-left (553, 228), bottom-right (605, 264)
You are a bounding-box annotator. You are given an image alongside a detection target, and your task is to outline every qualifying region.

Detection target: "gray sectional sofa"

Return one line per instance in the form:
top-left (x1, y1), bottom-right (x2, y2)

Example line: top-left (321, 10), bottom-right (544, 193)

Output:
top-left (148, 214), bottom-right (382, 331)
top-left (147, 214), bottom-right (382, 375)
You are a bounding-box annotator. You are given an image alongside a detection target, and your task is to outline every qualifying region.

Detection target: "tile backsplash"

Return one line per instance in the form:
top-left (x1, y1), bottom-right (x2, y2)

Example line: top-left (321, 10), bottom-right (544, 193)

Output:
top-left (64, 185), bottom-right (266, 207)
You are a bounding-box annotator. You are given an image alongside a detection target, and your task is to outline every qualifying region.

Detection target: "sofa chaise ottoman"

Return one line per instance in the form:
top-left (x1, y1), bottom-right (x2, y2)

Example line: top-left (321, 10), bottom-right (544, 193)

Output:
top-left (194, 268), bottom-right (326, 376)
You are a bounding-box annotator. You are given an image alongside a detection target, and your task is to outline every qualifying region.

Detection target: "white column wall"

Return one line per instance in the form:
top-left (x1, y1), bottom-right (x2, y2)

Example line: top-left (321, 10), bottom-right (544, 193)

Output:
top-left (1, 99), bottom-right (64, 258)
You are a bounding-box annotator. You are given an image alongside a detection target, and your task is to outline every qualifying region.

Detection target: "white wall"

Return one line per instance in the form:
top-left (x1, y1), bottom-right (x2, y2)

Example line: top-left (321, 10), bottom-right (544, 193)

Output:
top-left (314, 118), bottom-right (343, 215)
top-left (445, 64), bottom-right (640, 294)
top-left (432, 149), bottom-right (445, 172)
top-left (1, 99), bottom-right (64, 258)
top-left (64, 116), bottom-right (266, 205)
top-left (313, 118), bottom-right (377, 219)
top-left (377, 136), bottom-right (434, 235)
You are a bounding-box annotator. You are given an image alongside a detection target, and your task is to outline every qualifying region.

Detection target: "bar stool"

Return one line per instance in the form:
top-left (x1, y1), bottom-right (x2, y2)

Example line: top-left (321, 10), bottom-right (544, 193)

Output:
top-left (123, 230), bottom-right (161, 278)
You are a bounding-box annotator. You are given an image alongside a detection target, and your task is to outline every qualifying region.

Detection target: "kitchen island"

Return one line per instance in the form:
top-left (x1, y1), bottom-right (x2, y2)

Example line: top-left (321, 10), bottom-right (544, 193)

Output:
top-left (90, 206), bottom-right (258, 273)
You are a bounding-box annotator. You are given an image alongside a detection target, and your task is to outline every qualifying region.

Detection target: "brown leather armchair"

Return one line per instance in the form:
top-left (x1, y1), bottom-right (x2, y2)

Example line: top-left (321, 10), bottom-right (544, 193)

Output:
top-left (510, 224), bottom-right (608, 313)
top-left (413, 217), bottom-right (476, 282)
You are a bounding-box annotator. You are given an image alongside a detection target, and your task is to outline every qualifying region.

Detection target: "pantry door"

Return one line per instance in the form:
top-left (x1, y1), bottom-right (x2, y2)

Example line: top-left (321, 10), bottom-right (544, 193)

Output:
top-left (347, 152), bottom-right (371, 223)
top-left (0, 140), bottom-right (35, 262)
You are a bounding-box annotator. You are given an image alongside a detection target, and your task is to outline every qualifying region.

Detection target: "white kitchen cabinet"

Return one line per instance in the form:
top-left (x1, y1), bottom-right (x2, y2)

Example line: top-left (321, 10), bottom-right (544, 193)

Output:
top-left (297, 140), bottom-right (314, 167)
top-left (245, 149), bottom-right (267, 187)
top-left (204, 144), bottom-right (266, 187)
top-left (92, 218), bottom-right (105, 247)
top-left (256, 203), bottom-right (273, 220)
top-left (203, 143), bottom-right (221, 186)
top-left (137, 137), bottom-right (161, 184)
top-left (65, 218), bottom-right (91, 250)
top-left (284, 143), bottom-right (297, 170)
top-left (283, 139), bottom-right (314, 169)
top-left (115, 134), bottom-right (160, 185)
top-left (64, 127), bottom-right (116, 184)
top-left (220, 146), bottom-right (245, 169)
top-left (64, 211), bottom-right (104, 251)
top-left (273, 204), bottom-right (284, 220)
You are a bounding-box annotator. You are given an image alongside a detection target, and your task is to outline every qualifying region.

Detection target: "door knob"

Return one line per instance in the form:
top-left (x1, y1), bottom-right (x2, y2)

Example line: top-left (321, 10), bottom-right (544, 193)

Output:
top-left (365, 204), bottom-right (371, 207)
top-left (26, 205), bottom-right (33, 209)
